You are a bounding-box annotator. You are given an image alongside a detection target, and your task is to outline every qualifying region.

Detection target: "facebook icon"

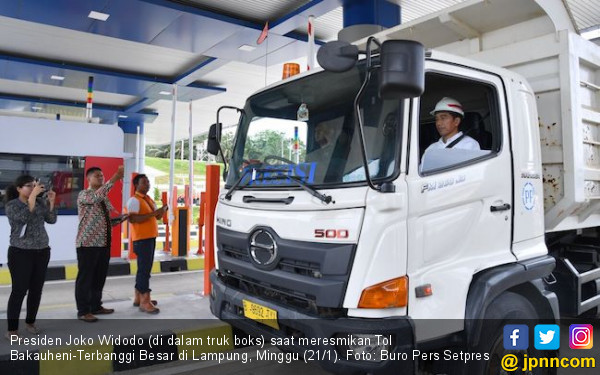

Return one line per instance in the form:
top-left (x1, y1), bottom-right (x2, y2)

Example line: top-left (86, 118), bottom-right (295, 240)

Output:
top-left (504, 325), bottom-right (529, 350)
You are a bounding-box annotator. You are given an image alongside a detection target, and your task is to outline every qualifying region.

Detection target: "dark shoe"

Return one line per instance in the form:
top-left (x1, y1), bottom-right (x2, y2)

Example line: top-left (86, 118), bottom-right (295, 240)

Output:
top-left (92, 307), bottom-right (114, 315)
top-left (78, 313), bottom-right (98, 323)
top-left (25, 324), bottom-right (40, 335)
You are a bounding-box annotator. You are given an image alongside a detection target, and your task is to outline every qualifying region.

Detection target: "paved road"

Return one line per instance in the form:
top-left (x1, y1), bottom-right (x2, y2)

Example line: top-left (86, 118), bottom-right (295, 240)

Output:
top-left (0, 271), bottom-right (333, 374)
top-left (0, 270), bottom-right (208, 319)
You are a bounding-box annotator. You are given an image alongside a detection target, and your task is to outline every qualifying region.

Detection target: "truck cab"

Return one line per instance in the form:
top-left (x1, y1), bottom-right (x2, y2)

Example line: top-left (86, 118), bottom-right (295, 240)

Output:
top-left (209, 50), bottom-right (554, 373)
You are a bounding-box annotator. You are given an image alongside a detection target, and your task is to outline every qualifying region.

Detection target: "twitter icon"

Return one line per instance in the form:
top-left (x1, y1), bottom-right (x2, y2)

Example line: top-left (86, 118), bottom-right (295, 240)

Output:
top-left (534, 324), bottom-right (560, 350)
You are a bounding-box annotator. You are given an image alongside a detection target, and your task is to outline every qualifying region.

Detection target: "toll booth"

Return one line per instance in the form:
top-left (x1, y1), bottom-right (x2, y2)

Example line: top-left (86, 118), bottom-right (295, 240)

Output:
top-left (172, 206), bottom-right (190, 257)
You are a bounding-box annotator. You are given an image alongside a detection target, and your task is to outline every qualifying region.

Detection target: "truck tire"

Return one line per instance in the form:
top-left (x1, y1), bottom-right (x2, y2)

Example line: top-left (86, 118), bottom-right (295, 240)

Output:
top-left (468, 291), bottom-right (556, 375)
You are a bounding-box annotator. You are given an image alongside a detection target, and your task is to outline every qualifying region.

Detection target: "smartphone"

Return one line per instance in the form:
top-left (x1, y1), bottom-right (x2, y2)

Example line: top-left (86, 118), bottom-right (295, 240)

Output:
top-left (36, 178), bottom-right (52, 198)
top-left (110, 215), bottom-right (126, 225)
top-left (35, 178), bottom-right (46, 198)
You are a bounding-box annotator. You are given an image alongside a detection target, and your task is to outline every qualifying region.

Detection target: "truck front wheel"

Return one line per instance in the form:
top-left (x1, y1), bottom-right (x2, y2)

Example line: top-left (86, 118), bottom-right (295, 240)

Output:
top-left (469, 291), bottom-right (556, 375)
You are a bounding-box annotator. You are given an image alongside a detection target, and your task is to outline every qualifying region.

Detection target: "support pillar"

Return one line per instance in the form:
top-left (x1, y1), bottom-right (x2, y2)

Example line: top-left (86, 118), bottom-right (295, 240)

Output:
top-left (204, 165), bottom-right (220, 296)
top-left (339, 0), bottom-right (401, 42)
top-left (119, 120), bottom-right (145, 206)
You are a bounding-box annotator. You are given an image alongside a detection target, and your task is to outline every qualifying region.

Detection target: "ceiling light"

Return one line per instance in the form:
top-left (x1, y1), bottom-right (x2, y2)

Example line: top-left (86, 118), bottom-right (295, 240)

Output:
top-left (118, 115), bottom-right (128, 119)
top-left (582, 28), bottom-right (600, 41)
top-left (238, 44), bottom-right (256, 52)
top-left (159, 91), bottom-right (171, 96)
top-left (31, 106), bottom-right (43, 111)
top-left (88, 11), bottom-right (110, 21)
top-left (51, 75), bottom-right (65, 81)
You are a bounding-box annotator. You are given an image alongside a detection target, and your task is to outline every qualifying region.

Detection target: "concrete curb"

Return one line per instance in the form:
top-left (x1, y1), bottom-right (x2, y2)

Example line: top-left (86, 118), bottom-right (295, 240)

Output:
top-left (0, 321), bottom-right (232, 375)
top-left (0, 257), bottom-right (204, 285)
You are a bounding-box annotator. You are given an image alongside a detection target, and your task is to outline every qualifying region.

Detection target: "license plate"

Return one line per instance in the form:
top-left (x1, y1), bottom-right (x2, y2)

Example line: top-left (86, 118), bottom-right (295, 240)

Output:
top-left (243, 299), bottom-right (279, 330)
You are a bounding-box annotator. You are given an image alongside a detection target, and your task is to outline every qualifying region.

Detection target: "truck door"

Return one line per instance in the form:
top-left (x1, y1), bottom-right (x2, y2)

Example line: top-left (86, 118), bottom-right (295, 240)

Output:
top-left (405, 65), bottom-right (516, 327)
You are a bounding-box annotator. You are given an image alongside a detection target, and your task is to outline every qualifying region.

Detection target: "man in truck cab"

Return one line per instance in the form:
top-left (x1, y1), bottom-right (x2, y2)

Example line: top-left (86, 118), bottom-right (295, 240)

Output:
top-left (307, 122), bottom-right (337, 162)
top-left (424, 97), bottom-right (480, 153)
top-left (420, 97), bottom-right (483, 172)
top-left (305, 121), bottom-right (343, 182)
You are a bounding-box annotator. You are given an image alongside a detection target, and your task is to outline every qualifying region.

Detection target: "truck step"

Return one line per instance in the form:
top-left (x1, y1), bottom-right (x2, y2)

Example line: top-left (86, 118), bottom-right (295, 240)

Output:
top-left (559, 237), bottom-right (600, 267)
top-left (560, 257), bottom-right (600, 315)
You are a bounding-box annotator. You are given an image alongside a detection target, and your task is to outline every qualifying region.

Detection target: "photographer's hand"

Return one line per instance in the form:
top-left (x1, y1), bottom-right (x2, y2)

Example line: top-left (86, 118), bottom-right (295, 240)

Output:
top-left (109, 165), bottom-right (125, 184)
top-left (32, 182), bottom-right (45, 198)
top-left (154, 205), bottom-right (168, 219)
top-left (47, 190), bottom-right (56, 211)
top-left (28, 181), bottom-right (45, 212)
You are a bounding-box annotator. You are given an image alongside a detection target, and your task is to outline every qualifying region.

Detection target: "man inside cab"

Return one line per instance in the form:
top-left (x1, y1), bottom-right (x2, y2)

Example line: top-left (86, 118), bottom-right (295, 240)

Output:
top-left (424, 97), bottom-right (480, 153)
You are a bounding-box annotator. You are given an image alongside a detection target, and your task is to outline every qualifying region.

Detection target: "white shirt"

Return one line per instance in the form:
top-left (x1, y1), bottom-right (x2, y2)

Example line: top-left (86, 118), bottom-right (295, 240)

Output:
top-left (306, 142), bottom-right (335, 162)
top-left (126, 196), bottom-right (156, 214)
top-left (424, 131), bottom-right (480, 154)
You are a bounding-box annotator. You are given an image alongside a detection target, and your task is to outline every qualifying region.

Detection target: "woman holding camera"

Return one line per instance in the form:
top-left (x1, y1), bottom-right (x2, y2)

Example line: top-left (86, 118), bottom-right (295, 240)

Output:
top-left (4, 175), bottom-right (56, 340)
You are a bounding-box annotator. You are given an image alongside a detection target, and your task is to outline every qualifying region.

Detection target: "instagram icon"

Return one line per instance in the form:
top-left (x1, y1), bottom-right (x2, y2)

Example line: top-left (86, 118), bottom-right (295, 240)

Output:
top-left (569, 324), bottom-right (593, 349)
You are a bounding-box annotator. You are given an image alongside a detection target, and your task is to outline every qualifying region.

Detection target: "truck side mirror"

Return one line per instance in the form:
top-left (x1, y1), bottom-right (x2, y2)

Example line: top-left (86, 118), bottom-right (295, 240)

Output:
top-left (379, 40), bottom-right (425, 99)
top-left (317, 41), bottom-right (359, 72)
top-left (207, 123), bottom-right (220, 156)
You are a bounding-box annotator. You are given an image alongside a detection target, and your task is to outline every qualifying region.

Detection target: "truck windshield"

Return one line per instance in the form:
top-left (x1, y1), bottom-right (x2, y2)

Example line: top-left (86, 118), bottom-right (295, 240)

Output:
top-left (226, 64), bottom-right (402, 189)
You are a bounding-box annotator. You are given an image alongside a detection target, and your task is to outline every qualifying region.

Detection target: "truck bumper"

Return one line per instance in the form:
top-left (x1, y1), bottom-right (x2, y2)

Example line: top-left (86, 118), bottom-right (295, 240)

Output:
top-left (210, 270), bottom-right (416, 375)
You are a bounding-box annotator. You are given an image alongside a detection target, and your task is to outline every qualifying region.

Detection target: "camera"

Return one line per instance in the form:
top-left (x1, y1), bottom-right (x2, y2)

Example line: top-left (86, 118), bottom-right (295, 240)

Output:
top-left (36, 177), bottom-right (52, 198)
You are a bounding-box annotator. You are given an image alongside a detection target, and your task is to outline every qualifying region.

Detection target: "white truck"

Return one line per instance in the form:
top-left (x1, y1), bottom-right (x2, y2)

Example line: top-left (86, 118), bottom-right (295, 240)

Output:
top-left (208, 0), bottom-right (600, 373)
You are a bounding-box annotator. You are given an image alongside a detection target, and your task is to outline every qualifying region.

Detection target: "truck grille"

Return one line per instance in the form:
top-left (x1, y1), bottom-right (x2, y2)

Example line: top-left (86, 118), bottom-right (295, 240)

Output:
top-left (218, 271), bottom-right (344, 317)
top-left (223, 243), bottom-right (321, 277)
top-left (216, 227), bottom-right (356, 310)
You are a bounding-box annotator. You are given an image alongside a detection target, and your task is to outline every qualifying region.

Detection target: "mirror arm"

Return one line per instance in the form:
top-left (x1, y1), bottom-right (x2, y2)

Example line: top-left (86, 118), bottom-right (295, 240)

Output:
top-left (365, 37), bottom-right (381, 70)
top-left (217, 142), bottom-right (228, 173)
top-left (353, 72), bottom-right (379, 192)
top-left (216, 106), bottom-right (244, 142)
top-left (214, 106), bottom-right (245, 177)
top-left (353, 37), bottom-right (383, 193)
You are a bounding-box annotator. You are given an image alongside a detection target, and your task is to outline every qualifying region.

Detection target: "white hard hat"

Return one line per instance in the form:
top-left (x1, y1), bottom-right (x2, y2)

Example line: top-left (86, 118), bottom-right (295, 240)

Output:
top-left (430, 97), bottom-right (464, 117)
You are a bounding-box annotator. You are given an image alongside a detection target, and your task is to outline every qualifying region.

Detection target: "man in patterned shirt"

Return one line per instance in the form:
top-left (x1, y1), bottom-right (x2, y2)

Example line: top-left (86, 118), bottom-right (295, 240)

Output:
top-left (75, 165), bottom-right (126, 322)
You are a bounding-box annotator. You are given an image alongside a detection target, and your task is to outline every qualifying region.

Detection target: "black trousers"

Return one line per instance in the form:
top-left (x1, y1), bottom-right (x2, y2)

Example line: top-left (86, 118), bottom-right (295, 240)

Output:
top-left (133, 238), bottom-right (156, 294)
top-left (75, 247), bottom-right (110, 316)
top-left (7, 246), bottom-right (50, 331)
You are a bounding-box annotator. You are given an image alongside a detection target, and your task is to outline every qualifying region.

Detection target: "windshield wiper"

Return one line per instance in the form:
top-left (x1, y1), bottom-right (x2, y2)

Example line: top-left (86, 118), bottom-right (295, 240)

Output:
top-left (224, 167), bottom-right (256, 201)
top-left (259, 174), bottom-right (334, 204)
top-left (225, 167), bottom-right (334, 204)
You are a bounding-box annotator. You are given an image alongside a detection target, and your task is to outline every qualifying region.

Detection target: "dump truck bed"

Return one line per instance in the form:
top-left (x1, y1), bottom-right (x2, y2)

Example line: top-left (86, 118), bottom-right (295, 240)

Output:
top-left (365, 0), bottom-right (600, 232)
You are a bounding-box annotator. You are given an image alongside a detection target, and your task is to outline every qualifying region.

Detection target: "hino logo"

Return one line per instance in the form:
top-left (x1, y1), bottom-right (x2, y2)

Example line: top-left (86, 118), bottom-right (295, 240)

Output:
top-left (249, 230), bottom-right (278, 268)
top-left (216, 217), bottom-right (232, 227)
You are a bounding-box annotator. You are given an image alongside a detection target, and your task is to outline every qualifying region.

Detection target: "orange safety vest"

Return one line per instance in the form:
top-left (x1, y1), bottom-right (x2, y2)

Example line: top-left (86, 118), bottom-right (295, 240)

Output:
top-left (129, 192), bottom-right (159, 242)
